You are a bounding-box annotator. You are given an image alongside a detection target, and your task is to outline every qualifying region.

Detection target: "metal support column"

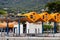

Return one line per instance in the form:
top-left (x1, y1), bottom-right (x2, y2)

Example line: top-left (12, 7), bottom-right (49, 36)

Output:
top-left (13, 28), bottom-right (15, 33)
top-left (6, 18), bottom-right (9, 36)
top-left (54, 22), bottom-right (57, 33)
top-left (18, 19), bottom-right (20, 35)
top-left (42, 22), bottom-right (44, 33)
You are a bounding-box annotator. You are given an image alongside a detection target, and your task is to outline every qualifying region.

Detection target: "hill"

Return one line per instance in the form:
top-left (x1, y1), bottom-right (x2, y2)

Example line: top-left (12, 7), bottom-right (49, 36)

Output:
top-left (0, 0), bottom-right (59, 13)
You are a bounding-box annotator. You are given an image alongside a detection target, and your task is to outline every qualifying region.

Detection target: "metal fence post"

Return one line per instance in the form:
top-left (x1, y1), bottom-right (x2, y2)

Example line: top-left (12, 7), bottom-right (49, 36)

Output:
top-left (13, 28), bottom-right (15, 34)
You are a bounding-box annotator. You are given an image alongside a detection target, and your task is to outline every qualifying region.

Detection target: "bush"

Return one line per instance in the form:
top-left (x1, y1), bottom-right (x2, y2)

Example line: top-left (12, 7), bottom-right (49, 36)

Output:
top-left (43, 25), bottom-right (53, 31)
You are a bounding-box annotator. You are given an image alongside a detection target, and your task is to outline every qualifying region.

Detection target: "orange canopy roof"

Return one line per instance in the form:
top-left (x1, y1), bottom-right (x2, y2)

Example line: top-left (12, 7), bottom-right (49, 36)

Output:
top-left (39, 12), bottom-right (51, 22)
top-left (8, 22), bottom-right (14, 28)
top-left (24, 12), bottom-right (40, 22)
top-left (0, 22), bottom-right (14, 28)
top-left (49, 13), bottom-right (60, 22)
top-left (59, 13), bottom-right (60, 22)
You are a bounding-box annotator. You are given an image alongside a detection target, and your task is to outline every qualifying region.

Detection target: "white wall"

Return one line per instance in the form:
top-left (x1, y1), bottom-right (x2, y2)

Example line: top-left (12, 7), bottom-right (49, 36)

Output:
top-left (14, 23), bottom-right (23, 34)
top-left (13, 21), bottom-right (55, 34)
top-left (50, 22), bottom-right (54, 27)
top-left (14, 21), bottom-right (42, 34)
top-left (57, 22), bottom-right (60, 26)
top-left (26, 21), bottom-right (42, 34)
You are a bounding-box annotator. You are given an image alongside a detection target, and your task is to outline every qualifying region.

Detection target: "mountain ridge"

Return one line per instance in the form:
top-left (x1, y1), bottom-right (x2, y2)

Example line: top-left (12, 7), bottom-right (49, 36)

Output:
top-left (0, 0), bottom-right (59, 12)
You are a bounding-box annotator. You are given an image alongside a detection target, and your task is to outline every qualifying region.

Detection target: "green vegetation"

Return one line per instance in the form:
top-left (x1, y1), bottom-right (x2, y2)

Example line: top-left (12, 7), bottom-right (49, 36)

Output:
top-left (0, 0), bottom-right (59, 13)
top-left (45, 1), bottom-right (60, 13)
top-left (0, 10), bottom-right (7, 16)
top-left (43, 25), bottom-right (53, 31)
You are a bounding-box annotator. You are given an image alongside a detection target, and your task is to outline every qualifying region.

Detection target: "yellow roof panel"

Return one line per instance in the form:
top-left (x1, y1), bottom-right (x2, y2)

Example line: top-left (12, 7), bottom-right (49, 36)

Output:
top-left (24, 12), bottom-right (40, 22)
top-left (50, 13), bottom-right (60, 22)
top-left (39, 12), bottom-right (51, 22)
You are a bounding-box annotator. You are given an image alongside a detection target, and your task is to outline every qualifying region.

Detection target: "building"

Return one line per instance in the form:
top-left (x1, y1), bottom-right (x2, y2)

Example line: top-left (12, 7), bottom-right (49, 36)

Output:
top-left (0, 12), bottom-right (60, 35)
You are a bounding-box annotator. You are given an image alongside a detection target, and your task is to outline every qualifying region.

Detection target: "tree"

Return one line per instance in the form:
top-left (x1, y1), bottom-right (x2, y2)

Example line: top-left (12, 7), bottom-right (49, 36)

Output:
top-left (0, 10), bottom-right (7, 16)
top-left (45, 1), bottom-right (60, 13)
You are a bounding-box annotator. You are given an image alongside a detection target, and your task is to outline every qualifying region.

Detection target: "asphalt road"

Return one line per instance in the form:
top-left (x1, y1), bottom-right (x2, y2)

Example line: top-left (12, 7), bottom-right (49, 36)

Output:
top-left (0, 32), bottom-right (60, 40)
top-left (0, 37), bottom-right (60, 40)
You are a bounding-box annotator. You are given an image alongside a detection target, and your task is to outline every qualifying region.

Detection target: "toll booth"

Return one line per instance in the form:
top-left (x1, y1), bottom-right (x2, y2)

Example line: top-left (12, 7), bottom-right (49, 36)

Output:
top-left (26, 21), bottom-right (42, 34)
top-left (50, 13), bottom-right (60, 22)
top-left (0, 21), bottom-right (14, 31)
top-left (49, 13), bottom-right (60, 33)
top-left (38, 12), bottom-right (51, 33)
top-left (0, 21), bottom-right (14, 37)
top-left (1, 11), bottom-right (60, 36)
top-left (17, 12), bottom-right (42, 34)
top-left (14, 22), bottom-right (23, 34)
